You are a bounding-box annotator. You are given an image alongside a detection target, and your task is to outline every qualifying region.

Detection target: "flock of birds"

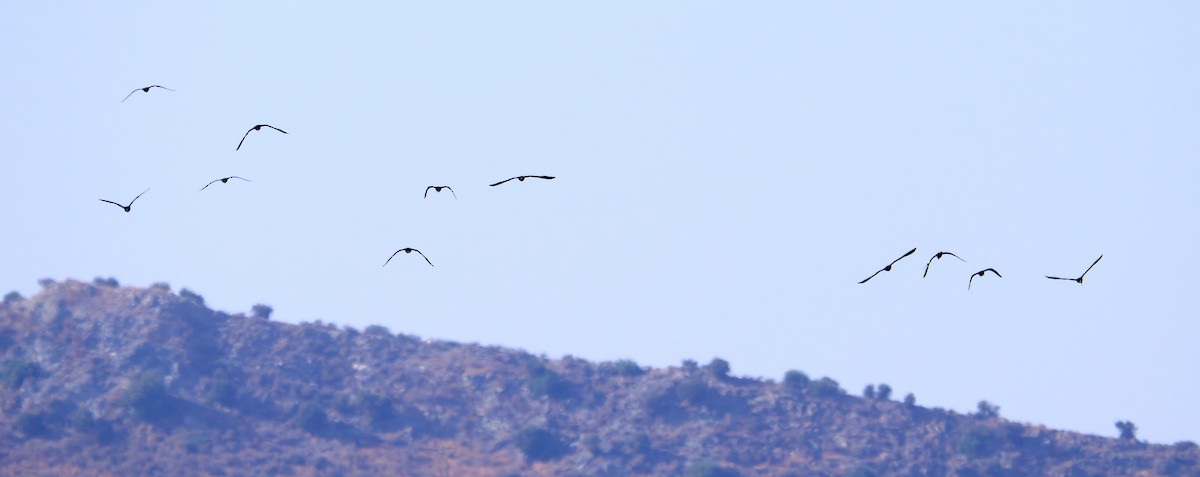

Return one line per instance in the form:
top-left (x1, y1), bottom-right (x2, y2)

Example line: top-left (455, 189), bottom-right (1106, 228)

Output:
top-left (859, 247), bottom-right (1103, 289)
top-left (105, 85), bottom-right (555, 268)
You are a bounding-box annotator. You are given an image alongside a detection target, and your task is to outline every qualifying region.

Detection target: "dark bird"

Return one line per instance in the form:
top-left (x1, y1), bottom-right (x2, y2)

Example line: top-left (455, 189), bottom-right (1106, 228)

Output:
top-left (384, 248), bottom-right (433, 267)
top-left (425, 186), bottom-right (457, 199)
top-left (121, 85), bottom-right (175, 103)
top-left (489, 175), bottom-right (555, 187)
top-left (236, 124), bottom-right (288, 151)
top-left (99, 188), bottom-right (149, 213)
top-left (200, 176), bottom-right (251, 191)
top-left (923, 251), bottom-right (967, 278)
top-left (968, 268), bottom-right (1002, 290)
top-left (1046, 255), bottom-right (1103, 284)
top-left (858, 247), bottom-right (917, 284)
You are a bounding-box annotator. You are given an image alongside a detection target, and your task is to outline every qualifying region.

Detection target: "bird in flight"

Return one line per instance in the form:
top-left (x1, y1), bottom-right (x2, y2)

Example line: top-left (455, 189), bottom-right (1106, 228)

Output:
top-left (99, 188), bottom-right (149, 213)
top-left (384, 248), bottom-right (433, 267)
top-left (425, 186), bottom-right (457, 199)
top-left (200, 176), bottom-right (251, 191)
top-left (236, 124), bottom-right (288, 151)
top-left (858, 247), bottom-right (917, 284)
top-left (121, 85), bottom-right (175, 103)
top-left (489, 175), bottom-right (555, 187)
top-left (1046, 255), bottom-right (1103, 284)
top-left (923, 251), bottom-right (967, 278)
top-left (968, 268), bottom-right (1002, 290)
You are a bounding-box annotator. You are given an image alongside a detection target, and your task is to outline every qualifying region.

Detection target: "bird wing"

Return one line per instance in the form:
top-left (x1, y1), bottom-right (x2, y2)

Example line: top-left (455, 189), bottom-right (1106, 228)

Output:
top-left (858, 269), bottom-right (883, 284)
top-left (986, 268), bottom-right (1001, 277)
top-left (446, 187), bottom-right (457, 199)
top-left (152, 85), bottom-right (175, 91)
top-left (923, 256), bottom-right (934, 278)
top-left (531, 175), bottom-right (555, 180)
top-left (120, 89), bottom-right (139, 103)
top-left (99, 199), bottom-right (123, 208)
top-left (229, 176), bottom-right (251, 182)
top-left (236, 128), bottom-right (254, 150)
top-left (889, 247), bottom-right (917, 267)
top-left (424, 186), bottom-right (434, 198)
top-left (128, 188), bottom-right (149, 206)
top-left (383, 250), bottom-right (404, 267)
top-left (264, 125), bottom-right (288, 134)
top-left (942, 252), bottom-right (966, 262)
top-left (200, 179), bottom-right (222, 191)
top-left (490, 177), bottom-right (516, 187)
top-left (1045, 276), bottom-right (1072, 280)
top-left (968, 274), bottom-right (976, 290)
top-left (413, 249), bottom-right (434, 266)
top-left (1079, 254), bottom-right (1103, 278)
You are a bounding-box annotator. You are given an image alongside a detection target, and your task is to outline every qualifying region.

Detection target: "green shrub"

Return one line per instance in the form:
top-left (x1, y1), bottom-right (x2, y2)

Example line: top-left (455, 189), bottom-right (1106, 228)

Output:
top-left (16, 413), bottom-right (48, 438)
top-left (783, 370), bottom-right (809, 389)
top-left (251, 304), bottom-right (274, 319)
top-left (903, 393), bottom-right (916, 407)
top-left (364, 324), bottom-right (391, 336)
top-left (124, 370), bottom-right (174, 422)
top-left (209, 377), bottom-right (237, 407)
top-left (810, 377), bottom-right (844, 397)
top-left (958, 425), bottom-right (1001, 457)
top-left (681, 359), bottom-right (699, 372)
top-left (150, 282), bottom-right (171, 291)
top-left (3, 291), bottom-right (23, 304)
top-left (526, 363), bottom-right (571, 400)
top-left (686, 461), bottom-right (740, 477)
top-left (675, 378), bottom-right (713, 406)
top-left (863, 384), bottom-right (876, 399)
top-left (877, 384), bottom-right (892, 401)
top-left (360, 393), bottom-right (397, 430)
top-left (93, 277), bottom-right (120, 288)
top-left (2, 359), bottom-right (42, 389)
top-left (179, 288), bottom-right (205, 305)
top-left (184, 431), bottom-right (212, 453)
top-left (975, 400), bottom-right (1000, 419)
top-left (613, 359), bottom-right (645, 377)
top-left (1174, 440), bottom-right (1198, 449)
top-left (296, 403), bottom-right (328, 433)
top-left (1116, 420), bottom-right (1137, 441)
top-left (707, 358), bottom-right (731, 378)
top-left (513, 427), bottom-right (568, 462)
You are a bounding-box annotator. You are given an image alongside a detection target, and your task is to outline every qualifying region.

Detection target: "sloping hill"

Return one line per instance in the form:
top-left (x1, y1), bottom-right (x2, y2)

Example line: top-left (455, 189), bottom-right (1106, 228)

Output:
top-left (0, 279), bottom-right (1196, 476)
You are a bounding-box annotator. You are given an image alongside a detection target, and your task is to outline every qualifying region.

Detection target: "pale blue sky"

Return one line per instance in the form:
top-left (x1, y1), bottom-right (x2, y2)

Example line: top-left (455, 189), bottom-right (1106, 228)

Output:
top-left (3, 2), bottom-right (1198, 443)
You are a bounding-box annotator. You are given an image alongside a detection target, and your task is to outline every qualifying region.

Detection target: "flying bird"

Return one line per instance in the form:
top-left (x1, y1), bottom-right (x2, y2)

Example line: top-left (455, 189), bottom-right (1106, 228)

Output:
top-left (424, 186), bottom-right (457, 199)
top-left (384, 248), bottom-right (433, 267)
top-left (1046, 255), bottom-right (1103, 284)
top-left (923, 251), bottom-right (967, 278)
top-left (489, 175), bottom-right (555, 187)
top-left (200, 176), bottom-right (251, 191)
top-left (236, 124), bottom-right (288, 151)
top-left (968, 268), bottom-right (1002, 290)
top-left (121, 85), bottom-right (175, 103)
top-left (99, 188), bottom-right (149, 213)
top-left (858, 247), bottom-right (917, 284)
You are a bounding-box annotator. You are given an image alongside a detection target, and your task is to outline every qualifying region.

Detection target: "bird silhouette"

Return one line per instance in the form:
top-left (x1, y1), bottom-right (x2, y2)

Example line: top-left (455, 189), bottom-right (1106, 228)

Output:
top-left (923, 251), bottom-right (967, 278)
top-left (1046, 255), bottom-right (1103, 284)
top-left (200, 176), bottom-right (251, 191)
top-left (121, 85), bottom-right (175, 103)
top-left (99, 188), bottom-right (149, 213)
top-left (968, 268), bottom-right (1002, 290)
top-left (424, 186), bottom-right (457, 199)
top-left (236, 124), bottom-right (288, 151)
top-left (858, 247), bottom-right (917, 284)
top-left (384, 248), bottom-right (433, 267)
top-left (489, 175), bottom-right (555, 187)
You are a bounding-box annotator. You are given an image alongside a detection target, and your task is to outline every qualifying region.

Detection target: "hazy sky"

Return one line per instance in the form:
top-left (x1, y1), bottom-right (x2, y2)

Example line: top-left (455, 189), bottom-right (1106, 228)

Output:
top-left (3, 2), bottom-right (1198, 443)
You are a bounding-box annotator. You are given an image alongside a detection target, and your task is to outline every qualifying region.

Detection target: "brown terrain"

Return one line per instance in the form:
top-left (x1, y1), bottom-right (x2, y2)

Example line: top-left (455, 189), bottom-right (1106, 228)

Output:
top-left (1, 279), bottom-right (1197, 476)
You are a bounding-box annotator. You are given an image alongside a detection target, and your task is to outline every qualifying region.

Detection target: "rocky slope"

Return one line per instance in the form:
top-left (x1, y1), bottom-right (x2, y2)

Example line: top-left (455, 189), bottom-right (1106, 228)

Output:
top-left (0, 279), bottom-right (1196, 476)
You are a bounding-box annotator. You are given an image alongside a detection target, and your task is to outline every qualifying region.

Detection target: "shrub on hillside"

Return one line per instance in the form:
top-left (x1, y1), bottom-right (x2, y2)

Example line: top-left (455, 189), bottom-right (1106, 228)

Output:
top-left (686, 461), bottom-right (740, 477)
top-left (681, 359), bottom-right (699, 372)
top-left (360, 393), bottom-right (397, 430)
top-left (903, 393), bottom-right (916, 407)
top-left (93, 277), bottom-right (120, 288)
top-left (877, 384), bottom-right (892, 401)
top-left (2, 359), bottom-right (42, 389)
top-left (863, 384), bottom-right (876, 399)
top-left (513, 426), bottom-right (568, 462)
top-left (975, 400), bottom-right (1000, 419)
top-left (3, 291), bottom-right (23, 304)
top-left (613, 359), bottom-right (645, 377)
top-left (209, 377), bottom-right (237, 407)
top-left (783, 370), bottom-right (810, 389)
top-left (16, 413), bottom-right (49, 438)
top-left (526, 363), bottom-right (571, 400)
top-left (124, 370), bottom-right (175, 422)
top-left (957, 425), bottom-right (1002, 457)
top-left (296, 403), bottom-right (328, 434)
top-left (179, 288), bottom-right (205, 305)
top-left (707, 358), bottom-right (731, 379)
top-left (251, 304), bottom-right (273, 319)
top-left (810, 377), bottom-right (844, 397)
top-left (1116, 421), bottom-right (1137, 441)
top-left (150, 282), bottom-right (171, 291)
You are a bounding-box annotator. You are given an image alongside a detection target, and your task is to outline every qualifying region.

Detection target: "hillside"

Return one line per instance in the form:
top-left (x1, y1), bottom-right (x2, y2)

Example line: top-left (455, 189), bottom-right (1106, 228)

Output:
top-left (0, 279), bottom-right (1196, 476)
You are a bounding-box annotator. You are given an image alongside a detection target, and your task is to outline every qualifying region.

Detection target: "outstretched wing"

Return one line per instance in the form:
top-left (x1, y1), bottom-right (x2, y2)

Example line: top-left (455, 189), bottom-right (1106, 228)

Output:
top-left (228, 176), bottom-right (251, 183)
top-left (200, 179), bottom-right (222, 191)
top-left (923, 256), bottom-right (934, 278)
top-left (858, 269), bottom-right (883, 284)
top-left (236, 128), bottom-right (254, 150)
top-left (529, 175), bottom-right (555, 180)
top-left (490, 177), bottom-right (517, 187)
top-left (985, 268), bottom-right (1001, 278)
top-left (99, 199), bottom-right (123, 208)
top-left (424, 186), bottom-right (434, 198)
top-left (412, 249), bottom-right (434, 267)
top-left (445, 186), bottom-right (457, 199)
top-left (1079, 255), bottom-right (1103, 278)
top-left (128, 188), bottom-right (149, 206)
top-left (151, 85), bottom-right (175, 91)
top-left (263, 125), bottom-right (288, 134)
top-left (889, 247), bottom-right (917, 267)
top-left (383, 250), bottom-right (404, 267)
top-left (968, 274), bottom-right (976, 290)
top-left (120, 88), bottom-right (140, 103)
top-left (942, 252), bottom-right (966, 262)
